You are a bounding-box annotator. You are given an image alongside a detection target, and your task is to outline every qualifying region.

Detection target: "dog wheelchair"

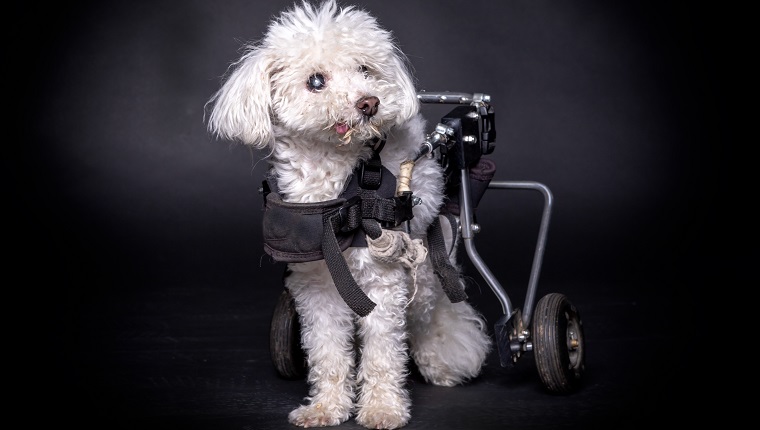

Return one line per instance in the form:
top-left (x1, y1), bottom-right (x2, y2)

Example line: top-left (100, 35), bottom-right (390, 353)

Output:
top-left (268, 91), bottom-right (585, 394)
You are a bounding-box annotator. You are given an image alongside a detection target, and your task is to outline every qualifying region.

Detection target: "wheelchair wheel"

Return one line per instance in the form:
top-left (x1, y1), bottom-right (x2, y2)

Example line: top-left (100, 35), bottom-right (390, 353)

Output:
top-left (532, 293), bottom-right (585, 393)
top-left (269, 289), bottom-right (306, 379)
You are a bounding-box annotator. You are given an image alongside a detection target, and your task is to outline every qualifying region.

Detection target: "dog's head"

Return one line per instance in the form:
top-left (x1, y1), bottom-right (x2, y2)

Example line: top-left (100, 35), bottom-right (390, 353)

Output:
top-left (207, 0), bottom-right (420, 149)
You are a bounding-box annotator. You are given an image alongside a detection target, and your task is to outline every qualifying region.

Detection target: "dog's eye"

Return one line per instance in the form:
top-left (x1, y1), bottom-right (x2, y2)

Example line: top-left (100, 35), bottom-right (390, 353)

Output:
top-left (359, 65), bottom-right (369, 78)
top-left (307, 73), bottom-right (326, 92)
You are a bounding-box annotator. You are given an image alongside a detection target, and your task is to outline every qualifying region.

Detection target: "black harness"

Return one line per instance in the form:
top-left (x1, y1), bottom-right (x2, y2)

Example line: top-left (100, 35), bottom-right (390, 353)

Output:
top-left (260, 144), bottom-right (466, 316)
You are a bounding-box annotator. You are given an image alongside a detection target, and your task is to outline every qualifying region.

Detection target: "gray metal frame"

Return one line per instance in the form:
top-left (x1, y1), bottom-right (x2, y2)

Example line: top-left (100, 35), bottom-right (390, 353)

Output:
top-left (459, 173), bottom-right (553, 330)
top-left (418, 90), bottom-right (553, 332)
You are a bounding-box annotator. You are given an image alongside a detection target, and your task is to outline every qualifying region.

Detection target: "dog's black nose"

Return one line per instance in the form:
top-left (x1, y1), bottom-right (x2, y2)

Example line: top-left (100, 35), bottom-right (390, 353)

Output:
top-left (355, 96), bottom-right (380, 117)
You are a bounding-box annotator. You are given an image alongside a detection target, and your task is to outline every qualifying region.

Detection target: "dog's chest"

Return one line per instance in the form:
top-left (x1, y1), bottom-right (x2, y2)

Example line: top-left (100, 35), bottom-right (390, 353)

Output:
top-left (273, 149), bottom-right (362, 203)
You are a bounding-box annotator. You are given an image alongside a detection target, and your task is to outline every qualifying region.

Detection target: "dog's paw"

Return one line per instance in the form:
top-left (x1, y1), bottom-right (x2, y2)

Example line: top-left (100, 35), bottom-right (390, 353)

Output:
top-left (288, 403), bottom-right (350, 428)
top-left (355, 404), bottom-right (410, 429)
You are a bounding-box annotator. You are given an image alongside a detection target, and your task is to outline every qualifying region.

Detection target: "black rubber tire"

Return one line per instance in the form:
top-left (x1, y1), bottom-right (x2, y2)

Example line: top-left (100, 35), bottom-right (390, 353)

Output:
top-left (533, 293), bottom-right (585, 394)
top-left (269, 289), bottom-right (306, 379)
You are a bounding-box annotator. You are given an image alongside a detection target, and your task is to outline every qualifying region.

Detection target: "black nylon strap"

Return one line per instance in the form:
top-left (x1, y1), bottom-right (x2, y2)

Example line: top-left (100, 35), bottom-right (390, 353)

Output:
top-left (361, 218), bottom-right (383, 240)
top-left (427, 216), bottom-right (468, 303)
top-left (442, 212), bottom-right (459, 251)
top-left (360, 150), bottom-right (383, 190)
top-left (359, 189), bottom-right (396, 226)
top-left (322, 211), bottom-right (376, 317)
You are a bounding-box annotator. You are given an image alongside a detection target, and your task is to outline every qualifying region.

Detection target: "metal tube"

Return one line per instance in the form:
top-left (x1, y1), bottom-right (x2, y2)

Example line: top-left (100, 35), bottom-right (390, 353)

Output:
top-left (459, 169), bottom-right (512, 316)
top-left (417, 91), bottom-right (491, 105)
top-left (487, 181), bottom-right (553, 329)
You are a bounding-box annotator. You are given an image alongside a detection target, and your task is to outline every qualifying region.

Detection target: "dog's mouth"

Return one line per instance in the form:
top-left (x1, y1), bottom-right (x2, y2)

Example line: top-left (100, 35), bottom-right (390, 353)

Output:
top-left (333, 122), bottom-right (353, 146)
top-left (331, 121), bottom-right (355, 146)
top-left (335, 122), bottom-right (350, 135)
top-left (331, 121), bottom-right (382, 146)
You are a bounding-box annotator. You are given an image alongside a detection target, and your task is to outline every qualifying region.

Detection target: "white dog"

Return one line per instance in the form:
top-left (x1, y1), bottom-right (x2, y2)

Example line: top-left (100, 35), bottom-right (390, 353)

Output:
top-left (207, 1), bottom-right (491, 428)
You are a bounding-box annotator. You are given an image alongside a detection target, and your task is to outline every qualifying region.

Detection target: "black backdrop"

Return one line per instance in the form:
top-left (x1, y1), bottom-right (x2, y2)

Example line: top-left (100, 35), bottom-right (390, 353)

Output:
top-left (13, 0), bottom-right (746, 422)
top-left (20, 0), bottom-right (734, 287)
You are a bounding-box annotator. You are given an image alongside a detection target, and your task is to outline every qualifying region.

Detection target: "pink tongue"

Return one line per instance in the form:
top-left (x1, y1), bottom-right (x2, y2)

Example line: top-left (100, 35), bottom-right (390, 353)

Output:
top-left (335, 122), bottom-right (349, 134)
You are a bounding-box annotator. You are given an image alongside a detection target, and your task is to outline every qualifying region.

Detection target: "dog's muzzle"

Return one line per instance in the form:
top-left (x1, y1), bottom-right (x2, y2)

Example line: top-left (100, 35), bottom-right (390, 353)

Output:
top-left (333, 96), bottom-right (382, 145)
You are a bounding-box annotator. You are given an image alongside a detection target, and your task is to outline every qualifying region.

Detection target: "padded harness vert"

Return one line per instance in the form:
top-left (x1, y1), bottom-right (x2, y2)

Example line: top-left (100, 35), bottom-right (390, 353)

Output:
top-left (260, 145), bottom-right (466, 317)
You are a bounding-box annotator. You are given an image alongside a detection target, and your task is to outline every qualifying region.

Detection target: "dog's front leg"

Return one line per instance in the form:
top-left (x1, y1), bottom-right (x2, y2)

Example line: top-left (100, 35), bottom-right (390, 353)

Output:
top-left (354, 269), bottom-right (412, 430)
top-left (287, 264), bottom-right (357, 428)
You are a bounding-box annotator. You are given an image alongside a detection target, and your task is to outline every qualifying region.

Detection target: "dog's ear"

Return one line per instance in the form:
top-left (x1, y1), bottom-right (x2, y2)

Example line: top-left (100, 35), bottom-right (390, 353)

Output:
top-left (206, 49), bottom-right (275, 149)
top-left (389, 51), bottom-right (421, 124)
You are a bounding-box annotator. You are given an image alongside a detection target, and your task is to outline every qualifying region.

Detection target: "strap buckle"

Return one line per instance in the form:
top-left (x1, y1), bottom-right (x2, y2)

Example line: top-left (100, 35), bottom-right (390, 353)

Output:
top-left (336, 195), bottom-right (362, 233)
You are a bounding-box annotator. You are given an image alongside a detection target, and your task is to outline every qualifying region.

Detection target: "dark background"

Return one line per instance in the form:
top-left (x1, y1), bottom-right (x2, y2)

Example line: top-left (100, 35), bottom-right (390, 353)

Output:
top-left (13, 0), bottom-right (747, 428)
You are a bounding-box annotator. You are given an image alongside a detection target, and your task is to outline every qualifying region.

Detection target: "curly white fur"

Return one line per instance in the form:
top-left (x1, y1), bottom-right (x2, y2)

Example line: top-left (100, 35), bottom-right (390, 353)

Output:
top-left (207, 1), bottom-right (491, 428)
